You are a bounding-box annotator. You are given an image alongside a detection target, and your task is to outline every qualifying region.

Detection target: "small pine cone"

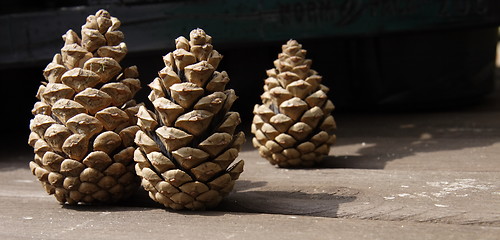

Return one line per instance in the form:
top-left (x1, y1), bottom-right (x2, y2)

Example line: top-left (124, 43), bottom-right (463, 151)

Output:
top-left (252, 40), bottom-right (336, 168)
top-left (134, 28), bottom-right (244, 210)
top-left (28, 9), bottom-right (141, 204)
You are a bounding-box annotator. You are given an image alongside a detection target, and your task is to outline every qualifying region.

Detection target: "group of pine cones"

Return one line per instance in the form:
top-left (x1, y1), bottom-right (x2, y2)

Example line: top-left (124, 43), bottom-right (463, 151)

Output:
top-left (28, 10), bottom-right (336, 210)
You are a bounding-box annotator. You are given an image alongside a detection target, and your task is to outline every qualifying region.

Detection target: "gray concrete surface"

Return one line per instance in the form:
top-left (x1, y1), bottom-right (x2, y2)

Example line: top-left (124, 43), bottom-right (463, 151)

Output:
top-left (1, 70), bottom-right (499, 239)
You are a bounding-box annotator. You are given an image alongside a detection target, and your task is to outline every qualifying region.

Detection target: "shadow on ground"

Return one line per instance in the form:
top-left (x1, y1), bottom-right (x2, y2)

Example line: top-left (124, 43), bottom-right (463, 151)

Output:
top-left (319, 97), bottom-right (500, 169)
top-left (61, 190), bottom-right (163, 212)
top-left (218, 180), bottom-right (357, 218)
top-left (58, 180), bottom-right (357, 218)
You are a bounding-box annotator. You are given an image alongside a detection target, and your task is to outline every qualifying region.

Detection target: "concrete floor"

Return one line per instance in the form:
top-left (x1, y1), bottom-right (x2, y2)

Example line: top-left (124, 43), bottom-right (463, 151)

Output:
top-left (1, 72), bottom-right (499, 239)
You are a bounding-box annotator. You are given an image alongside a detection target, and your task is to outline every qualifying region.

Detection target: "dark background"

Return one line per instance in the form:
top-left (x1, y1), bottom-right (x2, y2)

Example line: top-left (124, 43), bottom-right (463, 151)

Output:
top-left (1, 0), bottom-right (499, 153)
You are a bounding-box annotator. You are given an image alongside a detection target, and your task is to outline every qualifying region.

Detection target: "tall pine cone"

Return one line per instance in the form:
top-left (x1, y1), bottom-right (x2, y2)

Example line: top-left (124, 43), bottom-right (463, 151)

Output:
top-left (28, 9), bottom-right (142, 204)
top-left (252, 40), bottom-right (336, 168)
top-left (134, 29), bottom-right (244, 210)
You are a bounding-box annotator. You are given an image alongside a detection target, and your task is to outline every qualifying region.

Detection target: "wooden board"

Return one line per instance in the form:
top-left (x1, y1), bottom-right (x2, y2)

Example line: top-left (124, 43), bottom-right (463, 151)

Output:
top-left (1, 0), bottom-right (499, 66)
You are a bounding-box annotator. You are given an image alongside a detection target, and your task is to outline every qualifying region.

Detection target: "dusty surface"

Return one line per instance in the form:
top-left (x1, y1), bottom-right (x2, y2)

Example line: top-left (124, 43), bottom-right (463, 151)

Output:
top-left (1, 147), bottom-right (499, 240)
top-left (1, 72), bottom-right (500, 239)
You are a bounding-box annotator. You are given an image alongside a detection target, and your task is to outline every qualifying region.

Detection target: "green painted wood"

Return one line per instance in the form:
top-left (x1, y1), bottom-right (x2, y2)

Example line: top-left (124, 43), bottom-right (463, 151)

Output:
top-left (1, 0), bottom-right (499, 66)
top-left (117, 0), bottom-right (500, 43)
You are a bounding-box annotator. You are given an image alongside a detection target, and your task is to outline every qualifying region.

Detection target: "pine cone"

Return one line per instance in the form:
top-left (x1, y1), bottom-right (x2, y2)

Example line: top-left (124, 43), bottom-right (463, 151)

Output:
top-left (28, 9), bottom-right (141, 204)
top-left (251, 40), bottom-right (336, 168)
top-left (134, 29), bottom-right (244, 210)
